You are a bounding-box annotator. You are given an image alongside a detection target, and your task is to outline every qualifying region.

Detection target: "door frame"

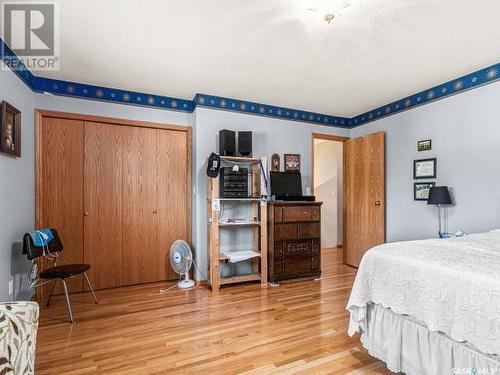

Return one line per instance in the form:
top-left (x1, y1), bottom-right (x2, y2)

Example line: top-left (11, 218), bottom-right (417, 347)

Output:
top-left (35, 110), bottom-right (192, 296)
top-left (310, 133), bottom-right (349, 253)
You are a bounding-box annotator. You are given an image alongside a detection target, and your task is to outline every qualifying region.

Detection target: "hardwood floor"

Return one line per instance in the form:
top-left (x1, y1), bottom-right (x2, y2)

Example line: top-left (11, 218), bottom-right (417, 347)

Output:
top-left (36, 248), bottom-right (391, 374)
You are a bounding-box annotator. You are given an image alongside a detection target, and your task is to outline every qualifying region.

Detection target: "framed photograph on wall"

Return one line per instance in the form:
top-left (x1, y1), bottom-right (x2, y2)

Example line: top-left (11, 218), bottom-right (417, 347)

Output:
top-left (417, 139), bottom-right (432, 152)
top-left (414, 158), bottom-right (436, 179)
top-left (271, 153), bottom-right (280, 171)
top-left (284, 154), bottom-right (300, 172)
top-left (0, 101), bottom-right (21, 157)
top-left (414, 182), bottom-right (435, 201)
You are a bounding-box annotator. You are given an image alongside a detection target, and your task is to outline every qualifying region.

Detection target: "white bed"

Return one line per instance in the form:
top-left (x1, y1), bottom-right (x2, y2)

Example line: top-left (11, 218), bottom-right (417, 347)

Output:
top-left (347, 230), bottom-right (500, 374)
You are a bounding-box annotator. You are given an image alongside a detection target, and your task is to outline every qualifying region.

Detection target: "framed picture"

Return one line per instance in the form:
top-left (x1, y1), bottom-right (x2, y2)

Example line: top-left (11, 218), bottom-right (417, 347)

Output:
top-left (414, 158), bottom-right (436, 179)
top-left (284, 154), bottom-right (300, 172)
top-left (1, 101), bottom-right (21, 157)
top-left (417, 139), bottom-right (432, 152)
top-left (271, 153), bottom-right (280, 172)
top-left (414, 182), bottom-right (435, 201)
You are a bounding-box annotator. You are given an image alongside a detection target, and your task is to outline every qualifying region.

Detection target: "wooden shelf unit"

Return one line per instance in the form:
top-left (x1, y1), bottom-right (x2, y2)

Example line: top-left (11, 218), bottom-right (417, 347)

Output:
top-left (207, 156), bottom-right (268, 295)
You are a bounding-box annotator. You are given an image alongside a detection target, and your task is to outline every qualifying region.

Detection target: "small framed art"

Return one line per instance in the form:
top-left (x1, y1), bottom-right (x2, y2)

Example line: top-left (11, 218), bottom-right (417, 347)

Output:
top-left (417, 139), bottom-right (432, 152)
top-left (271, 153), bottom-right (280, 171)
top-left (284, 154), bottom-right (300, 172)
top-left (414, 182), bottom-right (435, 201)
top-left (1, 101), bottom-right (21, 157)
top-left (414, 158), bottom-right (436, 179)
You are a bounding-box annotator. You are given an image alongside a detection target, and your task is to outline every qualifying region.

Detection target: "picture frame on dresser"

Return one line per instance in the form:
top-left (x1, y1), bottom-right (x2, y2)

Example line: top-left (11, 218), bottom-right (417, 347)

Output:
top-left (284, 154), bottom-right (300, 172)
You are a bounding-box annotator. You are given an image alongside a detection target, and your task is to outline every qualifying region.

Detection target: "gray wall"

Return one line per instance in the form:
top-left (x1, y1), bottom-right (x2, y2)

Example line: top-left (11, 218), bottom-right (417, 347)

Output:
top-left (3, 64), bottom-right (500, 296)
top-left (0, 67), bottom-right (36, 301)
top-left (351, 81), bottom-right (500, 241)
top-left (35, 93), bottom-right (192, 126)
top-left (193, 107), bottom-right (350, 278)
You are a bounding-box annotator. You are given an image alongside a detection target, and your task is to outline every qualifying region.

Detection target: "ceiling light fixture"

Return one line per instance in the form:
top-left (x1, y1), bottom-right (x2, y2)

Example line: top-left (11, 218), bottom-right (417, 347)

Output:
top-left (308, 0), bottom-right (351, 24)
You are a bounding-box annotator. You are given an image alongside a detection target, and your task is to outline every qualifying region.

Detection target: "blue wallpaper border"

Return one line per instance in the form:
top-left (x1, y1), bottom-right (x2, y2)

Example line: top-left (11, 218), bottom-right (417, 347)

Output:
top-left (33, 76), bottom-right (195, 112)
top-left (194, 93), bottom-right (350, 127)
top-left (2, 38), bottom-right (499, 128)
top-left (349, 63), bottom-right (500, 127)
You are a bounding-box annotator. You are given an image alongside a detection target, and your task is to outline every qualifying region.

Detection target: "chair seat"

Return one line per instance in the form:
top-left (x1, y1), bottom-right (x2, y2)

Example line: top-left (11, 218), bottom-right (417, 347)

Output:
top-left (40, 264), bottom-right (90, 279)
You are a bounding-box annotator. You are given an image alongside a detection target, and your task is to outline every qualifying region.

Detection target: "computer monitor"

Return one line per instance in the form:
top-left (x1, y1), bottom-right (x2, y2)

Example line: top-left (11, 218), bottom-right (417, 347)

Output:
top-left (270, 171), bottom-right (302, 197)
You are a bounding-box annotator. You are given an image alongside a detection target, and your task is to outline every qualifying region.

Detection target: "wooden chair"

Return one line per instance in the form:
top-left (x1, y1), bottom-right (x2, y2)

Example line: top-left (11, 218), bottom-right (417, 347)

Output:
top-left (23, 229), bottom-right (98, 323)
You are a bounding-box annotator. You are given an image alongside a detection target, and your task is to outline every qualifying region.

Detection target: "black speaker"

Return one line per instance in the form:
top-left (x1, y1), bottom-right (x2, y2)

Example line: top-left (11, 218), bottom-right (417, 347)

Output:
top-left (219, 129), bottom-right (235, 156)
top-left (238, 131), bottom-right (252, 157)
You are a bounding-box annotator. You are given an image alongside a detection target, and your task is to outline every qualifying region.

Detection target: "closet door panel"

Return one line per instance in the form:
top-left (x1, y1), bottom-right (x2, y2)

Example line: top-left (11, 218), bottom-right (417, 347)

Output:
top-left (122, 127), bottom-right (158, 285)
top-left (40, 118), bottom-right (84, 293)
top-left (156, 129), bottom-right (190, 281)
top-left (84, 122), bottom-right (123, 290)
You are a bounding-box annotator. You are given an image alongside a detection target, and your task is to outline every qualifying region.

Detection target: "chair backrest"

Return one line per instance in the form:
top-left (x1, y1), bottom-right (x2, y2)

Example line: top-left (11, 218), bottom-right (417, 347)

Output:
top-left (23, 229), bottom-right (63, 260)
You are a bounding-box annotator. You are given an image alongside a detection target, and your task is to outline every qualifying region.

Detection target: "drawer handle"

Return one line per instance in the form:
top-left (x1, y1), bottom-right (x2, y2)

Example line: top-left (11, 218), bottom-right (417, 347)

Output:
top-left (375, 201), bottom-right (381, 206)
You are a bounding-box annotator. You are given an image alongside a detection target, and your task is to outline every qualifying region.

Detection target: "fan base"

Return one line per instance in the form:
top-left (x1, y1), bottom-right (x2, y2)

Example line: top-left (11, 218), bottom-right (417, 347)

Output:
top-left (177, 279), bottom-right (195, 289)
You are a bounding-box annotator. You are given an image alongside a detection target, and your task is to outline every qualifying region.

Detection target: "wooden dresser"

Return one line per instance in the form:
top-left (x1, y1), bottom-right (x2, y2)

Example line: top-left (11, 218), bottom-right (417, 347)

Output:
top-left (268, 201), bottom-right (322, 283)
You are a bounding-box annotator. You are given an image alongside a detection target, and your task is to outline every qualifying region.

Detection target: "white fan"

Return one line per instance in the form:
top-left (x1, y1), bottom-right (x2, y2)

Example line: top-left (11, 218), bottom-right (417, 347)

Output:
top-left (169, 240), bottom-right (195, 289)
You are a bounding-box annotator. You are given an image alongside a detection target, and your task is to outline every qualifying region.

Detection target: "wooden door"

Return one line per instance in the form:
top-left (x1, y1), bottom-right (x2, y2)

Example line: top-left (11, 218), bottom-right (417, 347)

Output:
top-left (84, 122), bottom-right (123, 290)
top-left (39, 117), bottom-right (84, 293)
top-left (344, 132), bottom-right (385, 267)
top-left (122, 126), bottom-right (158, 285)
top-left (156, 129), bottom-right (190, 280)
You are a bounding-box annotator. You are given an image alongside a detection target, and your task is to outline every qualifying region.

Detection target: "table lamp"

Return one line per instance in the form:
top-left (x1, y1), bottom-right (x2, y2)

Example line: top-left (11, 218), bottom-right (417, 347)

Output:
top-left (427, 186), bottom-right (452, 238)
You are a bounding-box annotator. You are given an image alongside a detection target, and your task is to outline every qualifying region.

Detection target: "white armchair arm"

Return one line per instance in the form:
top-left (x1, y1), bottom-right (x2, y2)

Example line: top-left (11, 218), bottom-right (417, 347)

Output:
top-left (0, 302), bottom-right (39, 375)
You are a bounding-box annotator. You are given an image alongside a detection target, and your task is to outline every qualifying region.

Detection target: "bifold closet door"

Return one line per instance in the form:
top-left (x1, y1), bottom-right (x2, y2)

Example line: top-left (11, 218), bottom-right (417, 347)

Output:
top-left (122, 126), bottom-right (158, 285)
top-left (156, 129), bottom-right (190, 281)
top-left (39, 118), bottom-right (84, 294)
top-left (84, 122), bottom-right (123, 290)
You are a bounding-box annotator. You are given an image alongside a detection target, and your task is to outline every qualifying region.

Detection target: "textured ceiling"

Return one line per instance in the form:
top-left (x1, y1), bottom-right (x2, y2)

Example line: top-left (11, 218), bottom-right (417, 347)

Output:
top-left (31, 0), bottom-right (500, 117)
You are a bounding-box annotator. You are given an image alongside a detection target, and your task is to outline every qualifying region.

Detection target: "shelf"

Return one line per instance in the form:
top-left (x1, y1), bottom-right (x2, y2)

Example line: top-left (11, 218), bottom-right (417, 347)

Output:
top-left (219, 250), bottom-right (261, 261)
top-left (220, 156), bottom-right (261, 163)
top-left (220, 273), bottom-right (262, 285)
top-left (218, 198), bottom-right (263, 202)
top-left (219, 221), bottom-right (261, 227)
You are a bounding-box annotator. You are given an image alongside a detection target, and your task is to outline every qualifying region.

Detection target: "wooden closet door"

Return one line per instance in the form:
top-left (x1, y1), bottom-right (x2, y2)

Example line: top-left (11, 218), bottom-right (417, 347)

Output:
top-left (39, 117), bottom-right (84, 293)
top-left (156, 129), bottom-right (190, 280)
top-left (344, 132), bottom-right (385, 267)
top-left (122, 126), bottom-right (158, 285)
top-left (84, 122), bottom-right (123, 290)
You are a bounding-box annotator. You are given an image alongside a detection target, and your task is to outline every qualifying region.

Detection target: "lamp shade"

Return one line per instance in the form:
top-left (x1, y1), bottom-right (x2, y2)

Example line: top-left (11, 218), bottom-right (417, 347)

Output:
top-left (427, 186), bottom-right (452, 205)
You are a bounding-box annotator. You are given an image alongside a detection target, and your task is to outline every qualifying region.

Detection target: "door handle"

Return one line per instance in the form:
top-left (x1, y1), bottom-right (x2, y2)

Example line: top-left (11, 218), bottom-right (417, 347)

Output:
top-left (84, 212), bottom-right (89, 216)
top-left (375, 201), bottom-right (381, 206)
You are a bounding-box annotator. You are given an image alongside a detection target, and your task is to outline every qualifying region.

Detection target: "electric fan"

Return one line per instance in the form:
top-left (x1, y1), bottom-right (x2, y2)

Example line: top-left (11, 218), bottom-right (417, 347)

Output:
top-left (169, 240), bottom-right (195, 289)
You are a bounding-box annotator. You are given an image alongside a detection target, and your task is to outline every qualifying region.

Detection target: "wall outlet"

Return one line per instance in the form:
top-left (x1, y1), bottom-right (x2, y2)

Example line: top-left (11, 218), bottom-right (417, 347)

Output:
top-left (8, 280), bottom-right (13, 296)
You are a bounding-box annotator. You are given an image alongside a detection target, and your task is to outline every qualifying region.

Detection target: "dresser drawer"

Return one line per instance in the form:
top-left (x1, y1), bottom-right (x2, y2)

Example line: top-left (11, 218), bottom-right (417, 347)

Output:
top-left (274, 239), bottom-right (320, 258)
top-left (274, 223), bottom-right (298, 240)
top-left (282, 206), bottom-right (320, 222)
top-left (278, 255), bottom-right (320, 276)
top-left (298, 223), bottom-right (320, 238)
top-left (273, 206), bottom-right (283, 222)
top-left (284, 240), bottom-right (311, 256)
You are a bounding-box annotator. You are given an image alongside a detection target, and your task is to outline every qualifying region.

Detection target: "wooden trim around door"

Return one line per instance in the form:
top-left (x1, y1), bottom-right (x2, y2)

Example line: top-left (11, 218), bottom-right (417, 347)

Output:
top-left (311, 132), bottom-right (349, 253)
top-left (35, 109), bottom-right (193, 246)
top-left (311, 132), bottom-right (349, 195)
top-left (36, 110), bottom-right (190, 132)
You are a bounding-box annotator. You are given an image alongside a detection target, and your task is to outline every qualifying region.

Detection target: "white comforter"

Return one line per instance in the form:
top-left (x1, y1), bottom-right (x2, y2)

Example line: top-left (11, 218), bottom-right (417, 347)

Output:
top-left (347, 230), bottom-right (500, 356)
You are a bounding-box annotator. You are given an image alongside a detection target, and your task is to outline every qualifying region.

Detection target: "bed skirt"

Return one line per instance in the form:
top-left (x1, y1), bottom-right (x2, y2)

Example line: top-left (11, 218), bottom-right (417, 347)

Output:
top-left (350, 303), bottom-right (500, 375)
